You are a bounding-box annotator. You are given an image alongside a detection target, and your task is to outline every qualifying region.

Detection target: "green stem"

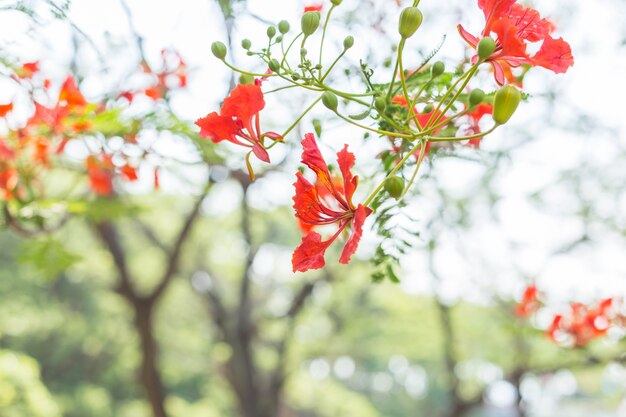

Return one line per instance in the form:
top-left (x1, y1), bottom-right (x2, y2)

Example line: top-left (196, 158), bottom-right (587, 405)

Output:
top-left (222, 61), bottom-right (277, 78)
top-left (335, 112), bottom-right (413, 139)
top-left (424, 64), bottom-right (478, 130)
top-left (319, 50), bottom-right (346, 82)
top-left (428, 125), bottom-right (497, 142)
top-left (399, 138), bottom-right (428, 200)
top-left (386, 43), bottom-right (402, 102)
top-left (318, 5), bottom-right (336, 77)
top-left (281, 96), bottom-right (323, 138)
top-left (280, 32), bottom-right (303, 68)
top-left (363, 138), bottom-right (426, 207)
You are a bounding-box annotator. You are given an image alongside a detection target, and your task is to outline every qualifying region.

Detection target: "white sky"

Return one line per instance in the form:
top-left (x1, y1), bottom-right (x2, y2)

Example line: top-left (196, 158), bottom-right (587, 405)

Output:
top-left (1, 0), bottom-right (625, 304)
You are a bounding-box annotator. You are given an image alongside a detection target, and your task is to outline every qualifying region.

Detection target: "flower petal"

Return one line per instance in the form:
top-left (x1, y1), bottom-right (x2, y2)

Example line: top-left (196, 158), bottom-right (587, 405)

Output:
top-left (532, 36), bottom-right (574, 74)
top-left (292, 232), bottom-right (334, 272)
top-left (339, 204), bottom-right (372, 264)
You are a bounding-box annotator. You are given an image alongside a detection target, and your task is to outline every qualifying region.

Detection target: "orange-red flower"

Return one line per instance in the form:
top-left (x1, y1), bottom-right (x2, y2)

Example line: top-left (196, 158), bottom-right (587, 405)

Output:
top-left (0, 103), bottom-right (14, 117)
top-left (547, 298), bottom-right (616, 347)
top-left (304, 3), bottom-right (323, 12)
top-left (195, 83), bottom-right (282, 169)
top-left (465, 102), bottom-right (493, 148)
top-left (514, 284), bottom-right (540, 318)
top-left (458, 0), bottom-right (573, 85)
top-left (292, 133), bottom-right (372, 272)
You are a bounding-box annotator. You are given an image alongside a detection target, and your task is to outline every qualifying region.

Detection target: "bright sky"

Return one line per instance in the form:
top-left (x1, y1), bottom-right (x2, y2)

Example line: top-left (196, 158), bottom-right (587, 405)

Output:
top-left (1, 0), bottom-right (625, 304)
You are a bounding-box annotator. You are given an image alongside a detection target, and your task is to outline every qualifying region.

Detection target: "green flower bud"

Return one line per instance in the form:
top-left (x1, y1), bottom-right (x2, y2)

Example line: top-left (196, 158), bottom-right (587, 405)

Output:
top-left (343, 35), bottom-right (354, 50)
top-left (278, 20), bottom-right (290, 34)
top-left (275, 35), bottom-right (283, 43)
top-left (211, 41), bottom-right (227, 60)
top-left (267, 26), bottom-right (276, 38)
top-left (398, 7), bottom-right (423, 39)
top-left (384, 176), bottom-right (405, 199)
top-left (493, 85), bottom-right (522, 125)
top-left (423, 104), bottom-right (433, 113)
top-left (468, 88), bottom-right (485, 106)
top-left (301, 11), bottom-right (321, 37)
top-left (477, 36), bottom-right (496, 61)
top-left (239, 74), bottom-right (255, 85)
top-left (321, 91), bottom-right (338, 111)
top-left (431, 61), bottom-right (445, 77)
top-left (291, 73), bottom-right (300, 81)
top-left (374, 96), bottom-right (386, 113)
top-left (300, 48), bottom-right (307, 56)
top-left (268, 59), bottom-right (281, 73)
top-left (241, 39), bottom-right (251, 50)
top-left (331, 0), bottom-right (343, 5)
top-left (312, 118), bottom-right (323, 137)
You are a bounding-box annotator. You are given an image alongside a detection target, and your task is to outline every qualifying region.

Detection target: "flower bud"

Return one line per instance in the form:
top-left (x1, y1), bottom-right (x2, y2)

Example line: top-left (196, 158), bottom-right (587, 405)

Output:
top-left (331, 0), bottom-right (343, 5)
top-left (468, 88), bottom-right (485, 106)
top-left (301, 11), bottom-right (321, 37)
top-left (321, 91), bottom-right (338, 111)
top-left (423, 104), bottom-right (433, 113)
top-left (493, 85), bottom-right (522, 125)
top-left (431, 61), bottom-right (445, 77)
top-left (278, 20), bottom-right (290, 34)
top-left (343, 35), bottom-right (354, 50)
top-left (300, 48), bottom-right (308, 57)
top-left (267, 26), bottom-right (276, 38)
top-left (241, 39), bottom-right (251, 50)
top-left (211, 41), bottom-right (227, 60)
top-left (384, 176), bottom-right (405, 199)
top-left (374, 96), bottom-right (386, 113)
top-left (275, 35), bottom-right (283, 43)
top-left (268, 59), bottom-right (281, 73)
top-left (398, 7), bottom-right (423, 39)
top-left (477, 36), bottom-right (496, 61)
top-left (312, 118), bottom-right (323, 137)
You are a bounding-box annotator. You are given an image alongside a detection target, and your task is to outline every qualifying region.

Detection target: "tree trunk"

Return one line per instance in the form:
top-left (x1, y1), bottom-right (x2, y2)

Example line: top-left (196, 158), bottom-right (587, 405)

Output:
top-left (134, 298), bottom-right (168, 417)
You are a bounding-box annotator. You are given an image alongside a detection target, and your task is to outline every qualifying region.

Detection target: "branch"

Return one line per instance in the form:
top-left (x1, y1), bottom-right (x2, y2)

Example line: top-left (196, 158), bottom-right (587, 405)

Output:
top-left (133, 220), bottom-right (168, 252)
top-left (94, 221), bottom-right (137, 300)
top-left (149, 187), bottom-right (210, 301)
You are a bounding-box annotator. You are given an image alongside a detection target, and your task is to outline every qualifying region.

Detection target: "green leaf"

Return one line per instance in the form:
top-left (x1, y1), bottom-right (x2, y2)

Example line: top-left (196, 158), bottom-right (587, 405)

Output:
top-left (17, 238), bottom-right (81, 281)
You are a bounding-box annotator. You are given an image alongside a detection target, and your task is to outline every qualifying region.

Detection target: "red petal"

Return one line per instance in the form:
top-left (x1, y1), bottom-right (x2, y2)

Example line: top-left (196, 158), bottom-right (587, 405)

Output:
top-left (478, 0), bottom-right (516, 35)
top-left (457, 24), bottom-right (479, 48)
top-left (251, 143), bottom-right (270, 163)
top-left (339, 204), bottom-right (371, 264)
top-left (221, 83), bottom-right (265, 122)
top-left (293, 172), bottom-right (344, 225)
top-left (508, 3), bottom-right (554, 42)
top-left (292, 232), bottom-right (334, 272)
top-left (493, 18), bottom-right (528, 58)
top-left (195, 112), bottom-right (240, 143)
top-left (301, 133), bottom-right (347, 207)
top-left (336, 144), bottom-right (357, 207)
top-left (0, 103), bottom-right (13, 117)
top-left (532, 36), bottom-right (574, 74)
top-left (59, 76), bottom-right (87, 108)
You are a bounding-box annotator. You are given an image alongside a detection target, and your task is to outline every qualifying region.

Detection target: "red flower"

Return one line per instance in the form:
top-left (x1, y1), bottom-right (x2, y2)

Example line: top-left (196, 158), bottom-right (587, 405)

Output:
top-left (0, 103), bottom-right (13, 117)
top-left (59, 77), bottom-right (87, 108)
top-left (195, 83), bottom-right (282, 173)
top-left (304, 3), bottom-right (323, 12)
top-left (458, 0), bottom-right (573, 85)
top-left (16, 61), bottom-right (39, 78)
top-left (392, 96), bottom-right (449, 157)
top-left (292, 133), bottom-right (372, 272)
top-left (465, 102), bottom-right (493, 148)
top-left (547, 298), bottom-right (617, 347)
top-left (86, 155), bottom-right (114, 196)
top-left (514, 284), bottom-right (540, 318)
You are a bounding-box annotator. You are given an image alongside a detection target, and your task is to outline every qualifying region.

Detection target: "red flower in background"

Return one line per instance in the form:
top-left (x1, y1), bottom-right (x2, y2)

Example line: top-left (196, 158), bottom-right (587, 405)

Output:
top-left (514, 284), bottom-right (540, 318)
top-left (59, 76), bottom-right (88, 108)
top-left (0, 103), bottom-right (14, 117)
top-left (458, 0), bottom-right (574, 85)
top-left (292, 133), bottom-right (372, 272)
top-left (304, 4), bottom-right (323, 12)
top-left (195, 83), bottom-right (282, 172)
top-left (392, 96), bottom-right (450, 157)
top-left (86, 155), bottom-right (114, 196)
top-left (547, 298), bottom-right (616, 347)
top-left (465, 102), bottom-right (493, 148)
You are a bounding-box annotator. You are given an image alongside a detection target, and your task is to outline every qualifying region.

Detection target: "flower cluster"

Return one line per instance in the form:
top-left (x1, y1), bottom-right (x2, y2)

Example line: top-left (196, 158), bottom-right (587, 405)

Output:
top-left (458, 0), bottom-right (574, 85)
top-left (184, 0), bottom-right (575, 275)
top-left (547, 298), bottom-right (620, 347)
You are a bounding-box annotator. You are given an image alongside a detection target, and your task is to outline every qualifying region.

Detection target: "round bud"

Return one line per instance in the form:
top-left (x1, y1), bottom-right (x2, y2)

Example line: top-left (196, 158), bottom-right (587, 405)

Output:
top-left (267, 26), bottom-right (276, 38)
top-left (300, 48), bottom-right (308, 56)
top-left (301, 11), bottom-right (321, 37)
top-left (431, 61), bottom-right (445, 77)
top-left (211, 41), bottom-right (227, 60)
top-left (321, 91), bottom-right (339, 111)
top-left (241, 39), bottom-right (251, 50)
top-left (239, 74), bottom-right (255, 85)
top-left (468, 88), bottom-right (485, 106)
top-left (268, 59), bottom-right (281, 73)
top-left (398, 7), bottom-right (423, 39)
top-left (493, 85), bottom-right (522, 125)
top-left (477, 36), bottom-right (496, 61)
top-left (384, 176), bottom-right (405, 199)
top-left (343, 35), bottom-right (354, 50)
top-left (423, 104), bottom-right (433, 113)
top-left (278, 20), bottom-right (290, 34)
top-left (331, 0), bottom-right (343, 5)
top-left (291, 73), bottom-right (300, 81)
top-left (374, 96), bottom-right (386, 113)
top-left (275, 35), bottom-right (283, 43)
